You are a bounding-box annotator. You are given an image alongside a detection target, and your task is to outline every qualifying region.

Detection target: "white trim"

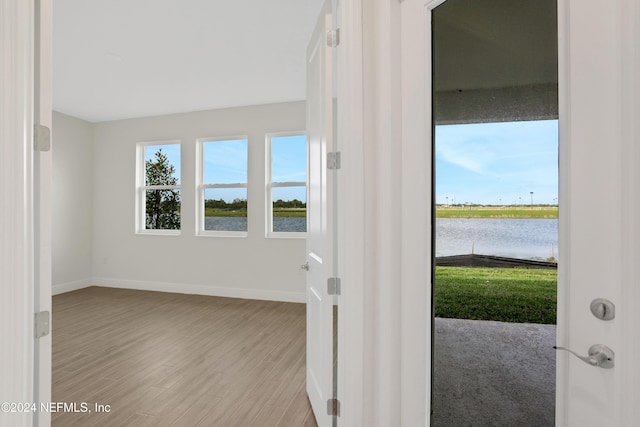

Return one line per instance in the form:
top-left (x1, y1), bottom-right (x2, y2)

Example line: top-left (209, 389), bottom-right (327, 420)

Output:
top-left (265, 131), bottom-right (308, 239)
top-left (555, 0), bottom-right (569, 423)
top-left (271, 182), bottom-right (306, 188)
top-left (52, 279), bottom-right (92, 295)
top-left (0, 0), bottom-right (36, 424)
top-left (137, 229), bottom-right (181, 237)
top-left (203, 183), bottom-right (248, 189)
top-left (135, 140), bottom-right (183, 234)
top-left (400, 0), bottom-right (431, 424)
top-left (91, 278), bottom-right (306, 303)
top-left (197, 230), bottom-right (248, 238)
top-left (34, 0), bottom-right (53, 424)
top-left (336, 0), bottom-right (365, 425)
top-left (196, 136), bottom-right (249, 237)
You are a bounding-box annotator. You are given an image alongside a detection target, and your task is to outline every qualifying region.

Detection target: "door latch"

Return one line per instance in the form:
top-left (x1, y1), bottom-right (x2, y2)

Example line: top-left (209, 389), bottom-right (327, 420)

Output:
top-left (590, 298), bottom-right (615, 320)
top-left (554, 344), bottom-right (615, 369)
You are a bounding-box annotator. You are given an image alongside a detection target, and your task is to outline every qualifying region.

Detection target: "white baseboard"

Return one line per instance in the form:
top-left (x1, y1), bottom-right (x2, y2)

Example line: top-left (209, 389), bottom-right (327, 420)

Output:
top-left (91, 277), bottom-right (306, 303)
top-left (52, 278), bottom-right (92, 295)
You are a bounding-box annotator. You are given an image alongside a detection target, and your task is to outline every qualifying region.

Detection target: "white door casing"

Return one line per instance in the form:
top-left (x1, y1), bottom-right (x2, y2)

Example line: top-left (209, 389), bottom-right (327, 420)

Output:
top-left (0, 1), bottom-right (52, 426)
top-left (0, 0), bottom-right (36, 424)
top-left (397, 0), bottom-right (640, 425)
top-left (34, 0), bottom-right (53, 426)
top-left (306, 1), bottom-right (335, 426)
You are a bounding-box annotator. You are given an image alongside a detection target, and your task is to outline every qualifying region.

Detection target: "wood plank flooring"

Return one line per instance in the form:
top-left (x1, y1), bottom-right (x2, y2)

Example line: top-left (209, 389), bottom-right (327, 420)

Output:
top-left (52, 287), bottom-right (317, 427)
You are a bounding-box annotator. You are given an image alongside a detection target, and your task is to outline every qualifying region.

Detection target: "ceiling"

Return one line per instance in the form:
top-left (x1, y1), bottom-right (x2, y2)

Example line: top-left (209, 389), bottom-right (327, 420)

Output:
top-left (54, 0), bottom-right (557, 123)
top-left (433, 0), bottom-right (558, 92)
top-left (54, 0), bottom-right (317, 123)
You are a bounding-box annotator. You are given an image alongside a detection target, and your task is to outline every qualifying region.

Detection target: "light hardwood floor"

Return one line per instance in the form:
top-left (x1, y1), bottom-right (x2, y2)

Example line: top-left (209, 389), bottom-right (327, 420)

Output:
top-left (52, 287), bottom-right (318, 427)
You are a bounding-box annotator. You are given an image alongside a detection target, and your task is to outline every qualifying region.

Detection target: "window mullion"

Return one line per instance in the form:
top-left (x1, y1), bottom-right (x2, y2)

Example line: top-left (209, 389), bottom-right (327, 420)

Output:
top-left (202, 183), bottom-right (248, 189)
top-left (271, 182), bottom-right (306, 188)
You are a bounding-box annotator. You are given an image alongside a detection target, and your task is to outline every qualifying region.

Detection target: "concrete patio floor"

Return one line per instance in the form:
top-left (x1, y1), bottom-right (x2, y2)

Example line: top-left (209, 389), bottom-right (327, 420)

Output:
top-left (432, 318), bottom-right (556, 426)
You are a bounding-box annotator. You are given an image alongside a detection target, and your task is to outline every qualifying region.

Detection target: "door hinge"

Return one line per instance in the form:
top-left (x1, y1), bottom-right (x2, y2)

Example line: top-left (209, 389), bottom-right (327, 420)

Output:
top-left (327, 29), bottom-right (340, 47)
top-left (34, 124), bottom-right (51, 151)
top-left (327, 277), bottom-right (341, 295)
top-left (35, 311), bottom-right (50, 338)
top-left (327, 152), bottom-right (341, 170)
top-left (327, 398), bottom-right (341, 416)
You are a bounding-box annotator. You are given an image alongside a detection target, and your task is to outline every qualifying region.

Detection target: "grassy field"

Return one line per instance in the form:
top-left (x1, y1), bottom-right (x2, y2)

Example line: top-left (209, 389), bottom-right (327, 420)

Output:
top-left (436, 206), bottom-right (558, 219)
top-left (204, 209), bottom-right (247, 217)
top-left (434, 266), bottom-right (557, 324)
top-left (273, 208), bottom-right (306, 218)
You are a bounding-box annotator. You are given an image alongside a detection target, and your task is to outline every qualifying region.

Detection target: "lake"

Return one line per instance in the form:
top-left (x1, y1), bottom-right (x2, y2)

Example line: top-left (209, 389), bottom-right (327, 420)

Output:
top-left (204, 216), bottom-right (556, 260)
top-left (436, 218), bottom-right (558, 260)
top-left (204, 216), bottom-right (306, 232)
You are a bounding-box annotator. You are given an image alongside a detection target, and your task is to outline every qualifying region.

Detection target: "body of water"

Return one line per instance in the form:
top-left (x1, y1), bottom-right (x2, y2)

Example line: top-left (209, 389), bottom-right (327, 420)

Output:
top-left (436, 218), bottom-right (558, 260)
top-left (204, 217), bottom-right (247, 232)
top-left (273, 217), bottom-right (306, 232)
top-left (205, 216), bottom-right (554, 260)
top-left (204, 216), bottom-right (306, 233)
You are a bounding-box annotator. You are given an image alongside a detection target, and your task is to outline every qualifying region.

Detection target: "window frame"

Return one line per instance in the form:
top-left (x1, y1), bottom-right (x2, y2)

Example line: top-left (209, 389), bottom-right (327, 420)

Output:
top-left (135, 140), bottom-right (182, 236)
top-left (196, 136), bottom-right (249, 237)
top-left (265, 131), bottom-right (308, 239)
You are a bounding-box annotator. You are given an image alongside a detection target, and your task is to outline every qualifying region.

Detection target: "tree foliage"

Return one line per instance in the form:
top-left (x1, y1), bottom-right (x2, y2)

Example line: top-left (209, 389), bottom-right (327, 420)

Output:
top-left (204, 198), bottom-right (247, 211)
top-left (273, 199), bottom-right (306, 209)
top-left (145, 149), bottom-right (180, 229)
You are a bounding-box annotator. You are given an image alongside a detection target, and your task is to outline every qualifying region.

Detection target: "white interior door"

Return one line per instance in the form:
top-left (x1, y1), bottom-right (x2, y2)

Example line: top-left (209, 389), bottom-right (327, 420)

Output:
top-left (400, 0), bottom-right (640, 424)
top-left (305, 2), bottom-right (335, 426)
top-left (555, 0), bottom-right (640, 424)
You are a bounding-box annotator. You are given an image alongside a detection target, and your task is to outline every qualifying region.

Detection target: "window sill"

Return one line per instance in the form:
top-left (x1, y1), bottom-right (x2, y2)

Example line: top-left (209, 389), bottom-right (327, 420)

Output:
top-left (197, 230), bottom-right (248, 238)
top-left (136, 229), bottom-right (181, 236)
top-left (266, 232), bottom-right (307, 239)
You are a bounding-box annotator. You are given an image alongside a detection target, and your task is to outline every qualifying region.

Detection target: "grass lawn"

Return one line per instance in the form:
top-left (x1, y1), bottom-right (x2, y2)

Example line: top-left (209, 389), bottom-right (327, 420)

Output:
top-left (273, 208), bottom-right (306, 218)
top-left (204, 208), bottom-right (247, 217)
top-left (434, 266), bottom-right (557, 324)
top-left (436, 206), bottom-right (558, 219)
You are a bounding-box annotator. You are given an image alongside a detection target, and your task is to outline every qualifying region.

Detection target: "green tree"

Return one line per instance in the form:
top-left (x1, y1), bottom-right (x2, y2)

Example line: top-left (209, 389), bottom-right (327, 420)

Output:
top-left (145, 149), bottom-right (180, 229)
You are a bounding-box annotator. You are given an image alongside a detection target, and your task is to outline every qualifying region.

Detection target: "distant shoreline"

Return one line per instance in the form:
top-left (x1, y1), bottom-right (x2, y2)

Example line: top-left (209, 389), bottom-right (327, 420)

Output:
top-left (436, 205), bottom-right (558, 219)
top-left (436, 254), bottom-right (557, 269)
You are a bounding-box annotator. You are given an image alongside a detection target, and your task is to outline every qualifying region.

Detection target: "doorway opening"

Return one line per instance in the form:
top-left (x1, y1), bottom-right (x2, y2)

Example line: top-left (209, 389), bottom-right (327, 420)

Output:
top-left (431, 0), bottom-right (558, 425)
top-left (51, 1), bottom-right (328, 426)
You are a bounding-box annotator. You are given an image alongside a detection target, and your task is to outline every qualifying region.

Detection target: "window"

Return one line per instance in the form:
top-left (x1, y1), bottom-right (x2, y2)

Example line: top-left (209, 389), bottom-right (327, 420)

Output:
top-left (197, 137), bottom-right (248, 236)
top-left (136, 141), bottom-right (181, 234)
top-left (266, 133), bottom-right (307, 237)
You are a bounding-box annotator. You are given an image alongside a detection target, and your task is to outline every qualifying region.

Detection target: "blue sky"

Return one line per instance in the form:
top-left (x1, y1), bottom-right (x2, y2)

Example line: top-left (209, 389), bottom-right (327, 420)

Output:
top-left (436, 120), bottom-right (558, 205)
top-left (146, 122), bottom-right (555, 207)
top-left (145, 135), bottom-right (307, 202)
top-left (270, 135), bottom-right (307, 202)
top-left (145, 143), bottom-right (181, 184)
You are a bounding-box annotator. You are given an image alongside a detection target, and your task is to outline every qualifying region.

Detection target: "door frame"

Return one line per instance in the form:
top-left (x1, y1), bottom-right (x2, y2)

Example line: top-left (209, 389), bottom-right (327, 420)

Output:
top-left (337, 0), bottom-right (640, 425)
top-left (34, 0), bottom-right (53, 426)
top-left (0, 0), bottom-right (52, 426)
top-left (1, 0), bottom-right (37, 423)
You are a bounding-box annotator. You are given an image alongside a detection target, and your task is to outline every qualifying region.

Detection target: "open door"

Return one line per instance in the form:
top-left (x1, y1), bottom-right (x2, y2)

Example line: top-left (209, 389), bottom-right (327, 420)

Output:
top-left (399, 0), bottom-right (640, 424)
top-left (305, 2), bottom-right (335, 426)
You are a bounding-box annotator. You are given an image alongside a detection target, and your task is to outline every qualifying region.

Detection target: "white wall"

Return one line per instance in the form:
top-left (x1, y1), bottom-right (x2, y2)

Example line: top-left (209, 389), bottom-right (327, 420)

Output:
top-left (308, 0), bottom-right (326, 30)
top-left (52, 111), bottom-right (94, 294)
top-left (91, 102), bottom-right (307, 302)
